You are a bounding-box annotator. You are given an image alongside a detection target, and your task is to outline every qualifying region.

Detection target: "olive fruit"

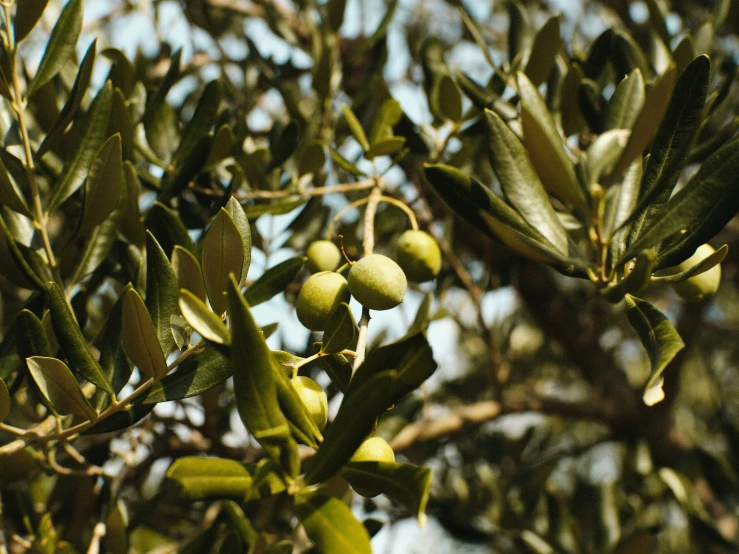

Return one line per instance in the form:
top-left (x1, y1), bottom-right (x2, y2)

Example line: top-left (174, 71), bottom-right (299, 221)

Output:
top-left (306, 240), bottom-right (342, 274)
top-left (290, 376), bottom-right (328, 431)
top-left (396, 230), bottom-right (442, 283)
top-left (348, 254), bottom-right (407, 310)
top-left (350, 436), bottom-right (395, 463)
top-left (670, 244), bottom-right (721, 303)
top-left (296, 271), bottom-right (350, 331)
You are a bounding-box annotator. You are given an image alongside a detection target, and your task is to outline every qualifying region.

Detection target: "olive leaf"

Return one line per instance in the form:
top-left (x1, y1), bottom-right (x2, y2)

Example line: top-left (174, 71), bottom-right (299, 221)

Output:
top-left (305, 370), bottom-right (397, 485)
top-left (145, 202), bottom-right (195, 257)
top-left (179, 289), bottom-right (231, 346)
top-left (604, 69), bottom-right (645, 131)
top-left (625, 295), bottom-right (685, 406)
top-left (82, 404), bottom-right (152, 435)
top-left (48, 282), bottom-right (113, 394)
top-left (524, 15), bottom-right (561, 86)
top-left (243, 256), bottom-right (305, 307)
top-left (0, 377), bottom-right (9, 422)
top-left (172, 246), bottom-right (207, 302)
top-left (586, 129), bottom-right (631, 185)
top-left (27, 357), bottom-right (97, 421)
top-left (122, 289), bottom-right (168, 381)
top-left (507, 0), bottom-right (532, 64)
top-left (433, 74), bottom-right (463, 122)
top-left (0, 156), bottom-right (32, 218)
top-left (652, 244), bottom-right (727, 283)
top-left (228, 275), bottom-right (299, 477)
top-left (202, 208), bottom-right (246, 315)
top-left (342, 105), bottom-right (370, 151)
top-left (320, 303), bottom-right (356, 354)
top-left (26, 0), bottom-right (83, 96)
top-left (166, 457), bottom-right (253, 502)
top-left (516, 73), bottom-right (586, 210)
top-left (47, 81), bottom-right (113, 213)
top-left (342, 461), bottom-right (432, 523)
top-left (78, 134), bottom-right (123, 237)
top-left (136, 345), bottom-right (231, 405)
top-left (14, 0), bottom-right (48, 42)
top-left (295, 494), bottom-right (371, 554)
top-left (484, 109), bottom-right (568, 254)
top-left (172, 80), bottom-right (223, 167)
top-left (225, 197), bottom-right (252, 287)
top-left (145, 232), bottom-right (180, 357)
top-left (619, 137), bottom-right (739, 264)
top-left (96, 285), bottom-right (134, 399)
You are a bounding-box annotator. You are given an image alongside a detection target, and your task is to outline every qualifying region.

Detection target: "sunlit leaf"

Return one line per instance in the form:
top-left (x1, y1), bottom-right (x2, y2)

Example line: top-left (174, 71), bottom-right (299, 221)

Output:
top-left (145, 232), bottom-right (180, 357)
top-left (27, 357), bottom-right (97, 421)
top-left (166, 457), bottom-right (253, 502)
top-left (122, 289), bottom-right (168, 380)
top-left (179, 289), bottom-right (231, 345)
top-left (172, 246), bottom-right (207, 303)
top-left (296, 494), bottom-right (371, 554)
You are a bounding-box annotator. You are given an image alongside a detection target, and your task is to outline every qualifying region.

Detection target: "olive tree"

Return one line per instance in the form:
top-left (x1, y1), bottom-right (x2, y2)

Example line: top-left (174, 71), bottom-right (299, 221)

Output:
top-left (0, 0), bottom-right (738, 552)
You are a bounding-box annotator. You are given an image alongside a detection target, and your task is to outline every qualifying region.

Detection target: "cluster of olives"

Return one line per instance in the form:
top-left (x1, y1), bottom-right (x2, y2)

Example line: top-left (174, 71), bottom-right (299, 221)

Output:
top-left (296, 230), bottom-right (442, 331)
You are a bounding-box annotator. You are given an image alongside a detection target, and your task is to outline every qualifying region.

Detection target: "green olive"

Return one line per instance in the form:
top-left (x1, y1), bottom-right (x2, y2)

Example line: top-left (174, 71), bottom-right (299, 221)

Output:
top-left (296, 271), bottom-right (350, 331)
top-left (396, 230), bottom-right (442, 283)
top-left (350, 436), bottom-right (395, 463)
top-left (306, 240), bottom-right (342, 274)
top-left (290, 376), bottom-right (328, 431)
top-left (347, 254), bottom-right (407, 311)
top-left (670, 244), bottom-right (721, 303)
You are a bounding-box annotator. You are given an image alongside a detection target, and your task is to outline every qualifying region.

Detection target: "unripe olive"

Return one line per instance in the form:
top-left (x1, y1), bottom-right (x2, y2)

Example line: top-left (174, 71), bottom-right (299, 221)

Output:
top-left (306, 240), bottom-right (342, 274)
top-left (348, 254), bottom-right (407, 311)
top-left (296, 271), bottom-right (350, 331)
top-left (351, 436), bottom-right (395, 463)
top-left (290, 376), bottom-right (328, 431)
top-left (396, 230), bottom-right (442, 283)
top-left (670, 244), bottom-right (721, 303)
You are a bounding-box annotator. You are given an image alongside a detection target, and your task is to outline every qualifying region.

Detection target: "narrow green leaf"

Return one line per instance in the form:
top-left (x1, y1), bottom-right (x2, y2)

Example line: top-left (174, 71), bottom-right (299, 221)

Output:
top-left (365, 137), bottom-right (406, 160)
top-left (145, 232), bottom-right (180, 356)
top-left (119, 162), bottom-right (145, 247)
top-left (274, 368), bottom-right (323, 447)
top-left (326, 0), bottom-right (348, 32)
top-left (225, 197), bottom-right (252, 286)
top-left (202, 208), bottom-right (245, 315)
top-left (628, 56), bottom-right (710, 236)
top-left (78, 134), bottom-right (122, 236)
top-left (26, 0), bottom-right (82, 96)
top-left (179, 289), bottom-right (231, 345)
top-left (560, 64), bottom-right (586, 137)
top-left (48, 282), bottom-right (113, 393)
top-left (434, 74), bottom-right (463, 122)
top-left (350, 332), bottom-right (436, 405)
top-left (145, 202), bottom-right (194, 257)
top-left (484, 109), bottom-right (569, 254)
top-left (14, 0), bottom-right (48, 42)
top-left (243, 196), bottom-right (309, 219)
top-left (343, 461), bottom-right (431, 522)
top-left (172, 246), bottom-right (207, 302)
top-left (611, 65), bottom-right (676, 179)
top-left (173, 80), bottom-right (223, 166)
top-left (342, 105), bottom-right (370, 151)
top-left (524, 15), bottom-right (561, 86)
top-left (16, 310), bottom-right (52, 360)
top-left (37, 40), bottom-right (97, 160)
top-left (47, 80), bottom-right (113, 212)
top-left (243, 256), bottom-right (305, 307)
top-left (604, 69), bottom-right (645, 131)
top-left (137, 345), bottom-right (231, 404)
top-left (81, 404), bottom-right (152, 435)
top-left (370, 98), bottom-right (404, 145)
top-left (507, 0), bottom-right (532, 64)
top-left (328, 146), bottom-right (366, 176)
top-left (166, 457), bottom-right (253, 502)
top-left (0, 216), bottom-right (39, 289)
top-left (517, 73), bottom-right (586, 210)
top-left (122, 289), bottom-right (168, 381)
top-left (423, 164), bottom-right (587, 275)
top-left (205, 124), bottom-right (236, 168)
top-left (612, 31), bottom-right (649, 78)
top-left (653, 244), bottom-right (727, 283)
top-left (27, 357), bottom-right (97, 421)
top-left (321, 303), bottom-right (356, 354)
top-left (620, 138), bottom-right (739, 263)
top-left (625, 295), bottom-right (685, 406)
top-left (604, 157), bottom-right (642, 261)
top-left (0, 377), bottom-right (9, 422)
top-left (586, 129), bottom-right (631, 185)
top-left (296, 494), bottom-right (371, 554)
top-left (96, 285), bottom-right (134, 398)
top-left (0, 156), bottom-right (31, 218)
top-left (228, 276), bottom-right (299, 477)
top-left (305, 370), bottom-right (397, 485)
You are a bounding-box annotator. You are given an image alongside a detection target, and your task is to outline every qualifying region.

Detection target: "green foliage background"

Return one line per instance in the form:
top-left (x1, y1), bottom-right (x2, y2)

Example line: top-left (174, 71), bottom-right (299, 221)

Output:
top-left (0, 0), bottom-right (738, 552)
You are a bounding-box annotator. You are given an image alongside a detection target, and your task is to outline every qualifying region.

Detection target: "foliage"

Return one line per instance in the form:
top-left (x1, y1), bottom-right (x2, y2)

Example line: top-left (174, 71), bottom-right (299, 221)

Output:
top-left (0, 0), bottom-right (738, 552)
